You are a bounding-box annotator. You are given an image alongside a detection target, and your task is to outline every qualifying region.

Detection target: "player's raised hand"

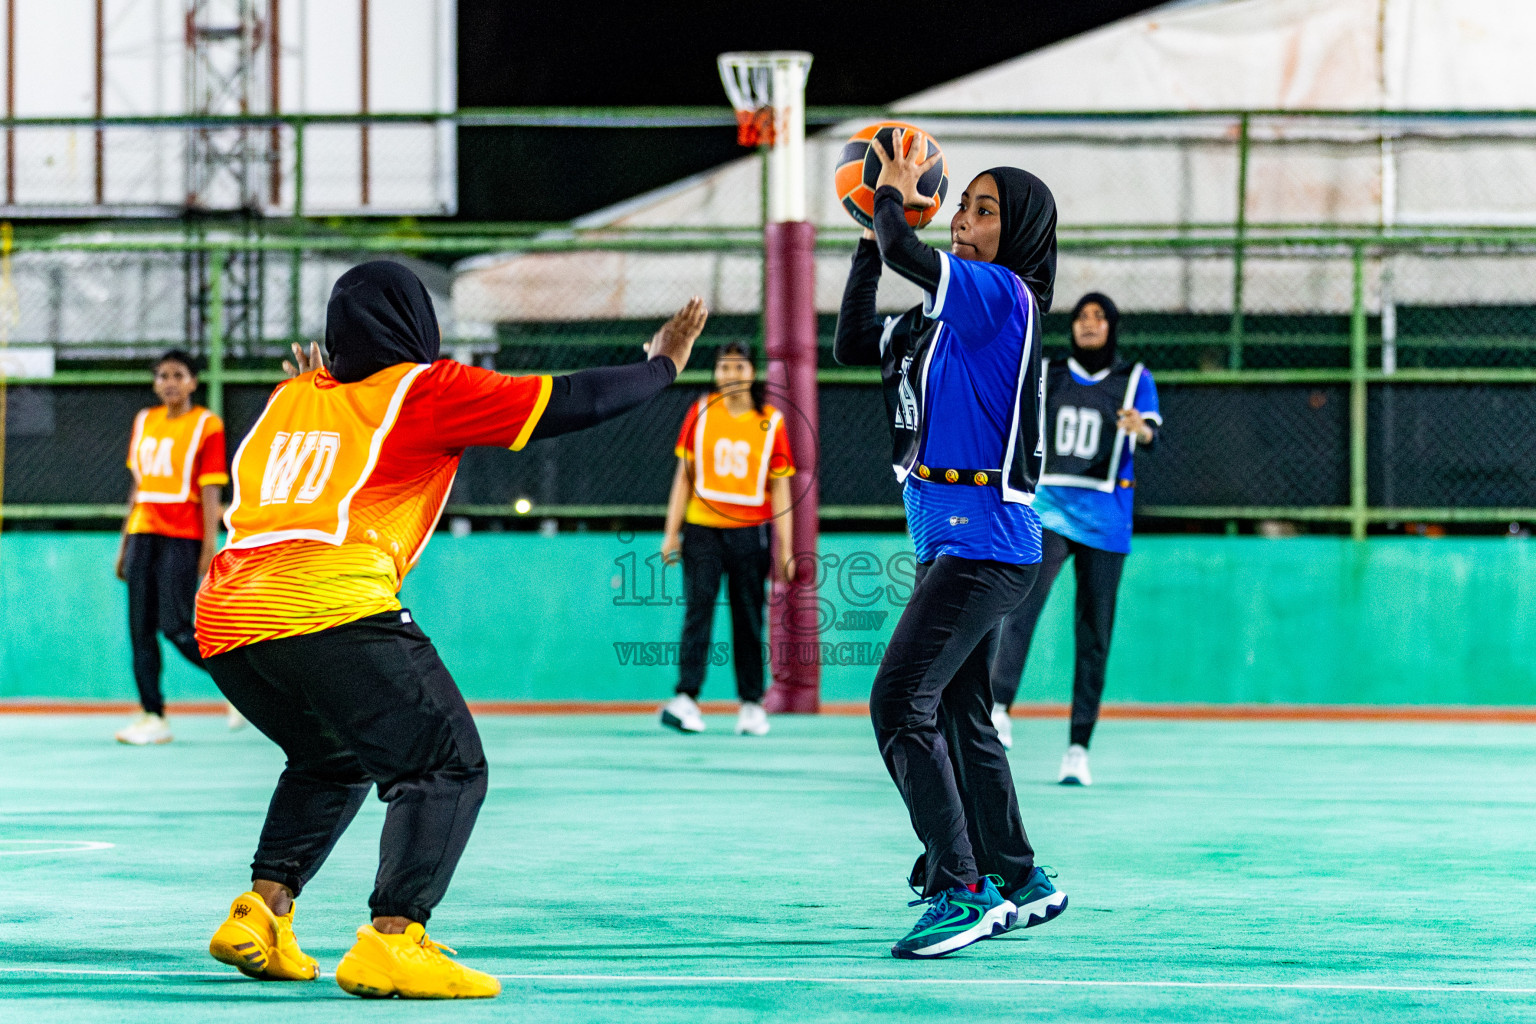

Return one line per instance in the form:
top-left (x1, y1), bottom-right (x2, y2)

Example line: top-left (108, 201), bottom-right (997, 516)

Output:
top-left (282, 341), bottom-right (325, 378)
top-left (871, 128), bottom-right (939, 211)
top-left (644, 296), bottom-right (709, 374)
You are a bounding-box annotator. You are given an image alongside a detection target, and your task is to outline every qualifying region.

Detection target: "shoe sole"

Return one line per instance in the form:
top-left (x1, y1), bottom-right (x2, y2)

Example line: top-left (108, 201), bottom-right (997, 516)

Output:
top-left (660, 711), bottom-right (703, 733)
top-left (1002, 891), bottom-right (1068, 933)
top-left (210, 924), bottom-right (318, 981)
top-left (209, 923), bottom-right (273, 979)
top-left (336, 955), bottom-right (398, 998)
top-left (335, 956), bottom-right (499, 999)
top-left (116, 736), bottom-right (173, 745)
top-left (1058, 777), bottom-right (1086, 786)
top-left (891, 903), bottom-right (1017, 960)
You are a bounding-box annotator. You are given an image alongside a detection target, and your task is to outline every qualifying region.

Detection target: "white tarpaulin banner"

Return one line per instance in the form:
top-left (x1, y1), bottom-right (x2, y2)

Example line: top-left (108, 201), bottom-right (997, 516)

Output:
top-left (455, 0), bottom-right (1536, 320)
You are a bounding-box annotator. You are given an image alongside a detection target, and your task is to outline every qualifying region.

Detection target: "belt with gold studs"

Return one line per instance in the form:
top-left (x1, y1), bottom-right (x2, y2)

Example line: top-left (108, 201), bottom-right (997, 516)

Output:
top-left (914, 465), bottom-right (1001, 488)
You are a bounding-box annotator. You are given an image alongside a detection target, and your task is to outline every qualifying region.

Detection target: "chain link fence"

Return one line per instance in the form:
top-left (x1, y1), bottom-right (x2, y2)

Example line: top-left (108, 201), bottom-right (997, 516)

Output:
top-left (0, 116), bottom-right (454, 217)
top-left (5, 232), bottom-right (1536, 536)
top-left (5, 111), bottom-right (1536, 534)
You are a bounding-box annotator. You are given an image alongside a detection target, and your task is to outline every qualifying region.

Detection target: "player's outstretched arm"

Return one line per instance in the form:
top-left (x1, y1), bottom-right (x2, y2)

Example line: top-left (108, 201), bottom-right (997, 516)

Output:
top-left (869, 128), bottom-right (942, 293)
top-left (643, 296), bottom-right (706, 373)
top-left (529, 297), bottom-right (709, 440)
top-left (871, 188), bottom-right (941, 293)
top-left (660, 456), bottom-right (690, 566)
top-left (833, 228), bottom-right (885, 366)
top-left (114, 482), bottom-right (136, 581)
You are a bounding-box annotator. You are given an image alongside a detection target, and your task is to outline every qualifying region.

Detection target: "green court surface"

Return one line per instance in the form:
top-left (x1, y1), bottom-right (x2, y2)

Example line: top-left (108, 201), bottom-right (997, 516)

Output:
top-left (2, 713), bottom-right (1533, 1023)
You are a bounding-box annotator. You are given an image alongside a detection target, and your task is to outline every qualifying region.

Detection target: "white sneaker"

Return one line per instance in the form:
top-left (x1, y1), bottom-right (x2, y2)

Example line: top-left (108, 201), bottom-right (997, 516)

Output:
top-left (659, 694), bottom-right (705, 733)
top-left (990, 702), bottom-right (1013, 750)
top-left (226, 703), bottom-right (247, 731)
top-left (735, 701), bottom-right (769, 736)
top-left (1058, 744), bottom-right (1091, 786)
top-left (115, 713), bottom-right (172, 746)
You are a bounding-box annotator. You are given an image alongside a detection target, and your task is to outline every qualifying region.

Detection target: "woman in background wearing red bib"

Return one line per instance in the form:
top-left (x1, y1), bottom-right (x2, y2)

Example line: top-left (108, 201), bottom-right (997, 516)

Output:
top-left (658, 342), bottom-right (796, 738)
top-left (113, 350), bottom-right (229, 746)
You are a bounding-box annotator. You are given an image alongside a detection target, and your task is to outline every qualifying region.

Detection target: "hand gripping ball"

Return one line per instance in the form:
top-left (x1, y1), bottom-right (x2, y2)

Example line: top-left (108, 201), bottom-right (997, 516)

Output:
top-left (834, 122), bottom-right (948, 230)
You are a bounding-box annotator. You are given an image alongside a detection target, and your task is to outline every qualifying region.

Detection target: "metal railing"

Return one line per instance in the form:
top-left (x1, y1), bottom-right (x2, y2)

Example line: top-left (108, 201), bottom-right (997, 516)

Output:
top-left (3, 231), bottom-right (1535, 535)
top-left (6, 107), bottom-right (1536, 533)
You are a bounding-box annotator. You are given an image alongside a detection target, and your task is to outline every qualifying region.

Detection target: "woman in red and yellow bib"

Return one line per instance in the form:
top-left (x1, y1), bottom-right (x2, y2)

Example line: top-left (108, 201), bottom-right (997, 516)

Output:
top-left (112, 350), bottom-right (228, 746)
top-left (199, 261), bottom-right (706, 999)
top-left (657, 342), bottom-right (795, 738)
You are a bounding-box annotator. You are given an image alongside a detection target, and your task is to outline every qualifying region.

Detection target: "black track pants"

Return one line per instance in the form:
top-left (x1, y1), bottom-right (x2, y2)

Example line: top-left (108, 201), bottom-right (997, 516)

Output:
top-left (205, 610), bottom-right (487, 924)
top-left (677, 522), bottom-right (770, 703)
top-left (990, 528), bottom-right (1127, 748)
top-left (123, 532), bottom-right (207, 716)
top-left (870, 555), bottom-right (1039, 898)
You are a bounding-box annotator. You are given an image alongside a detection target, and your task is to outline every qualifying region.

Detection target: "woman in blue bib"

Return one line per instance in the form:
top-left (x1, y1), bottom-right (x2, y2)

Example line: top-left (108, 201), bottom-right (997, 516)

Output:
top-left (988, 293), bottom-right (1161, 787)
top-left (834, 135), bottom-right (1067, 959)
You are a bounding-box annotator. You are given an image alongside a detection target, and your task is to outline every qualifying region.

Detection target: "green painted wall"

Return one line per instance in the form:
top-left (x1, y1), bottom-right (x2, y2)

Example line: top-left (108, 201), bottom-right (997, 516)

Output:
top-left (3, 532), bottom-right (1533, 705)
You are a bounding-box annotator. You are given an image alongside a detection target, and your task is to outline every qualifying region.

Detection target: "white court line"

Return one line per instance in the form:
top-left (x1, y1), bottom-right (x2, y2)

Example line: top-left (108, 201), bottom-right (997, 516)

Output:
top-left (0, 966), bottom-right (1530, 995)
top-left (0, 840), bottom-right (114, 856)
top-left (492, 974), bottom-right (1536, 996)
top-left (0, 967), bottom-right (231, 978)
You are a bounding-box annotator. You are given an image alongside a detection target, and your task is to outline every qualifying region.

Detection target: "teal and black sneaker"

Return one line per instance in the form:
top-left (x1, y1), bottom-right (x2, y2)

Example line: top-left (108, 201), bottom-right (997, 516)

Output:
top-left (891, 878), bottom-right (1017, 960)
top-left (1000, 867), bottom-right (1068, 932)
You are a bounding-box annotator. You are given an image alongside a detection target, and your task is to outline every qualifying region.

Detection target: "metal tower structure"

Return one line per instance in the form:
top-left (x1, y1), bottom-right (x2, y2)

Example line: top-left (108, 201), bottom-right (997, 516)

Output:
top-left (184, 0), bottom-right (269, 358)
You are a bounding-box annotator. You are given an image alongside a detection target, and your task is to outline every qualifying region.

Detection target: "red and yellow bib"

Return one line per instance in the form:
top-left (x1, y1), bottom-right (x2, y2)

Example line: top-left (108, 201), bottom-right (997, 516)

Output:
top-left (198, 364), bottom-right (435, 656)
top-left (676, 397), bottom-right (794, 529)
top-left (225, 363), bottom-right (427, 552)
top-left (126, 405), bottom-right (227, 539)
top-left (198, 361), bottom-right (551, 657)
top-left (689, 396), bottom-right (784, 507)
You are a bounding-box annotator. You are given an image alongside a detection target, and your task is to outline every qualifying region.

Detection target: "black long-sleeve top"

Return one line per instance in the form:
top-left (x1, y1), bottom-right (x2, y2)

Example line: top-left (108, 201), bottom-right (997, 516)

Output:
top-left (834, 187), bottom-right (942, 367)
top-left (836, 196), bottom-right (1159, 452)
top-left (528, 355), bottom-right (678, 440)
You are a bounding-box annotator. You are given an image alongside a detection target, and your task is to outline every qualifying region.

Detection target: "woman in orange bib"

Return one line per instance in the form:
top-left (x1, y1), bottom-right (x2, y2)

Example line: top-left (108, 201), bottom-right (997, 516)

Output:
top-left (113, 350), bottom-right (228, 746)
top-left (657, 342), bottom-right (795, 738)
top-left (199, 262), bottom-right (706, 998)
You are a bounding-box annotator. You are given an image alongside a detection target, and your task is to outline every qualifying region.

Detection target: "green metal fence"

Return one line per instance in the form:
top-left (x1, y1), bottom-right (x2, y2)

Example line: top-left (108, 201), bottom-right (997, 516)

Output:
top-left (6, 108), bottom-right (1536, 534)
top-left (5, 230), bottom-right (1536, 537)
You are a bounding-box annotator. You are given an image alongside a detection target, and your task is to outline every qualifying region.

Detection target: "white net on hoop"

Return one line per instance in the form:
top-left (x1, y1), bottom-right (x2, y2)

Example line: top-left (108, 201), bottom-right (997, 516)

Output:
top-left (717, 52), bottom-right (812, 148)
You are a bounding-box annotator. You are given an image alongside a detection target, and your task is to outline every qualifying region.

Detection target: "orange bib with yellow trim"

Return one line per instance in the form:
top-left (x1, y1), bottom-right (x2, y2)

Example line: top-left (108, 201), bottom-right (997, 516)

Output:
top-left (129, 406), bottom-right (216, 505)
top-left (225, 363), bottom-right (427, 550)
top-left (689, 397), bottom-right (785, 507)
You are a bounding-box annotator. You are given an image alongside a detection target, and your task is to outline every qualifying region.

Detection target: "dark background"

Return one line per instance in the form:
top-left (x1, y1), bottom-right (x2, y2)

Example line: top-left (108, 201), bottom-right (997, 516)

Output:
top-left (454, 0), bottom-right (1163, 221)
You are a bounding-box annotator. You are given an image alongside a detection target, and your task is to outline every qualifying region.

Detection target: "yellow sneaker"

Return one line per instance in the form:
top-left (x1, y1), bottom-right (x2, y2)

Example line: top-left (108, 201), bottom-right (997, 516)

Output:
top-left (334, 923), bottom-right (500, 999)
top-left (208, 891), bottom-right (319, 981)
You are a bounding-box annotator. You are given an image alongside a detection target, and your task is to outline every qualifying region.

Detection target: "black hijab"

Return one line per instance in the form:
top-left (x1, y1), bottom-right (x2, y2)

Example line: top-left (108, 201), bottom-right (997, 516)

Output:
top-left (1070, 291), bottom-right (1119, 374)
top-left (324, 261), bottom-right (441, 383)
top-left (981, 166), bottom-right (1058, 313)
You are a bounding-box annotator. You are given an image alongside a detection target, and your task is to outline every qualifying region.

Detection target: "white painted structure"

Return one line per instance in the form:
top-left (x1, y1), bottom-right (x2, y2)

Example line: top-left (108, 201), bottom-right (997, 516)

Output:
top-left (718, 52), bottom-right (813, 224)
top-left (0, 244), bottom-right (458, 356)
top-left (454, 0), bottom-right (1536, 325)
top-left (0, 0), bottom-right (456, 215)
